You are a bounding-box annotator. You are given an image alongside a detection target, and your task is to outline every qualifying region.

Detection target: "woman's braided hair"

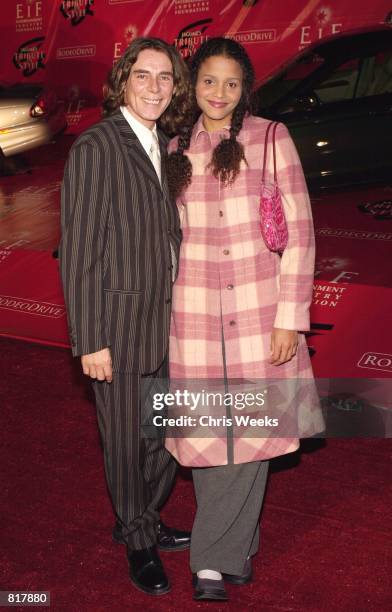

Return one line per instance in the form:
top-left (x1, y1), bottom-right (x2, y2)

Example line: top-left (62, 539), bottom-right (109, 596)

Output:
top-left (166, 37), bottom-right (255, 200)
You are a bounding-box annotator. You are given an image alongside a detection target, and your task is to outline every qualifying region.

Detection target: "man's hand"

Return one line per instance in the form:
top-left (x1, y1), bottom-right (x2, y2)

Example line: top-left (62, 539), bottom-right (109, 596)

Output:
top-left (81, 348), bottom-right (113, 382)
top-left (269, 328), bottom-right (298, 366)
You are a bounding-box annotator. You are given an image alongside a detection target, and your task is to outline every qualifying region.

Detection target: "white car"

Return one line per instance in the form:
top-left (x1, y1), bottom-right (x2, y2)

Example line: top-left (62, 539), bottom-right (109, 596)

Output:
top-left (0, 83), bottom-right (66, 158)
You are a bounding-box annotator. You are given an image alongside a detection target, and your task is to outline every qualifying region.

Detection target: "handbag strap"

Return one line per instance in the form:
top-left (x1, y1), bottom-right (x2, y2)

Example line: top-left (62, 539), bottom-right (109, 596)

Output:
top-left (262, 121), bottom-right (279, 183)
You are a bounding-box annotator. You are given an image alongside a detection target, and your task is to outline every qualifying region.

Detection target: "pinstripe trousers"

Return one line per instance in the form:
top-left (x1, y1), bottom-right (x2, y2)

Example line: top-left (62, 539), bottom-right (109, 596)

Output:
top-left (93, 357), bottom-right (177, 550)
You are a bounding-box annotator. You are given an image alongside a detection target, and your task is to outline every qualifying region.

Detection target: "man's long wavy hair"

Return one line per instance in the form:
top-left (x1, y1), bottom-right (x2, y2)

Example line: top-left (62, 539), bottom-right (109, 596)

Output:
top-left (166, 37), bottom-right (255, 200)
top-left (102, 37), bottom-right (190, 134)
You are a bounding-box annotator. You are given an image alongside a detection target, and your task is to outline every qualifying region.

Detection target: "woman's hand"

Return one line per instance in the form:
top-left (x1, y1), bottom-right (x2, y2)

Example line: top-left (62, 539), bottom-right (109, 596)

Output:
top-left (269, 328), bottom-right (298, 366)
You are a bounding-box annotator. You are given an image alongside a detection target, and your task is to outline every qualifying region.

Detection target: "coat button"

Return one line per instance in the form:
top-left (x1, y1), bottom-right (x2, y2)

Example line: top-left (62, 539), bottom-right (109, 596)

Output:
top-left (227, 284), bottom-right (234, 290)
top-left (229, 320), bottom-right (236, 326)
top-left (219, 210), bottom-right (223, 217)
top-left (223, 249), bottom-right (229, 255)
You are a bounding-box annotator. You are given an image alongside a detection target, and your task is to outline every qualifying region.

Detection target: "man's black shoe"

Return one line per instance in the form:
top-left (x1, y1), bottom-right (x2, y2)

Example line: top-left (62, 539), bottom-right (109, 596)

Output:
top-left (127, 545), bottom-right (170, 596)
top-left (157, 520), bottom-right (191, 551)
top-left (113, 520), bottom-right (191, 552)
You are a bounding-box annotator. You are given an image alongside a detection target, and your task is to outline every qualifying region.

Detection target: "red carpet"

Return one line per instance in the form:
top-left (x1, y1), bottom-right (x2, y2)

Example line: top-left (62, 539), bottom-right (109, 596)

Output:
top-left (1, 337), bottom-right (390, 611)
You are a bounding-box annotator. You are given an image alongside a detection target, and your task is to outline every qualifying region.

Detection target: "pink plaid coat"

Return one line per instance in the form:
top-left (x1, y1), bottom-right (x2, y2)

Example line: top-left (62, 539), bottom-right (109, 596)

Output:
top-left (165, 115), bottom-right (324, 466)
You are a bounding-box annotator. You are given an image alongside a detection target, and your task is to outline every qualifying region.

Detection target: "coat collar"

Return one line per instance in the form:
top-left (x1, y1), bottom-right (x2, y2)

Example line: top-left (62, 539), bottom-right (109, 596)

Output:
top-left (110, 109), bottom-right (170, 199)
top-left (193, 113), bottom-right (231, 144)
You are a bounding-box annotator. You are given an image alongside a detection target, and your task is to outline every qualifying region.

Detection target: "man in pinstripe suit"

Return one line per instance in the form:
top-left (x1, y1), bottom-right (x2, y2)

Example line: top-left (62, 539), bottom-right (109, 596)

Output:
top-left (60, 38), bottom-right (191, 596)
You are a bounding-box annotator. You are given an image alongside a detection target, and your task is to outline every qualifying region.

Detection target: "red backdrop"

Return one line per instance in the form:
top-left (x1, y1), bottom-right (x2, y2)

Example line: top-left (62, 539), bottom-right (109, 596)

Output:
top-left (2, 0), bottom-right (392, 132)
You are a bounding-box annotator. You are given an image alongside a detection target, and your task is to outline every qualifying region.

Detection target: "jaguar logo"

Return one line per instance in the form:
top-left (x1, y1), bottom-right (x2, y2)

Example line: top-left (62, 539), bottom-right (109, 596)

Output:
top-left (306, 322), bottom-right (334, 358)
top-left (357, 199), bottom-right (392, 220)
top-left (60, 0), bottom-right (94, 26)
top-left (13, 36), bottom-right (45, 76)
top-left (174, 19), bottom-right (212, 59)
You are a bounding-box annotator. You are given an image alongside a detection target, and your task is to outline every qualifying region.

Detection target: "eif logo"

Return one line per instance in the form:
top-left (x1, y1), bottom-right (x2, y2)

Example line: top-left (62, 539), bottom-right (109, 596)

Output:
top-left (16, 1), bottom-right (43, 32)
top-left (16, 0), bottom-right (42, 20)
top-left (113, 24), bottom-right (138, 63)
top-left (299, 6), bottom-right (342, 46)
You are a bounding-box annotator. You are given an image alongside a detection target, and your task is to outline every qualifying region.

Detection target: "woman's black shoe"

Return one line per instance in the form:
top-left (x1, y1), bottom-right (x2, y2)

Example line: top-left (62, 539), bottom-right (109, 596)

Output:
top-left (193, 576), bottom-right (228, 601)
top-left (222, 557), bottom-right (252, 584)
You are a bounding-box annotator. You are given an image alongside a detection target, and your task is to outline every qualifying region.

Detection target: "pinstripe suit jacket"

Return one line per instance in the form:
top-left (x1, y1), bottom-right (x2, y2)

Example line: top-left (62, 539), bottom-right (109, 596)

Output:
top-left (60, 110), bottom-right (181, 374)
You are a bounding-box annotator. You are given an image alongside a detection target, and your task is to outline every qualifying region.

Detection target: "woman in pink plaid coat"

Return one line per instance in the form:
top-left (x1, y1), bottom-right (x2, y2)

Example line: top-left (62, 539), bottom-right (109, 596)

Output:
top-left (165, 38), bottom-right (324, 601)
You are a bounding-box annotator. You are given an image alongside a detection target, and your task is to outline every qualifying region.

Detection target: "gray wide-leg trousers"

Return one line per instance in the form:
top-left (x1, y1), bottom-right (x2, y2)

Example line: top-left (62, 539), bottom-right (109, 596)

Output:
top-left (190, 459), bottom-right (269, 575)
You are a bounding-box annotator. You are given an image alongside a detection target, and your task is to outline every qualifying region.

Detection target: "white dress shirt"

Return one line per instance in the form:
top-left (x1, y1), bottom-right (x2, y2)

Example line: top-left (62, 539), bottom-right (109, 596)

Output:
top-left (120, 105), bottom-right (159, 157)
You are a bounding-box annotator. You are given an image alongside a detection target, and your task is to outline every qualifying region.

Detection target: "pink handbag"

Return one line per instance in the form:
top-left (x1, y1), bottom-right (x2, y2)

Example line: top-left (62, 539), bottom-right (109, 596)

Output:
top-left (259, 121), bottom-right (288, 253)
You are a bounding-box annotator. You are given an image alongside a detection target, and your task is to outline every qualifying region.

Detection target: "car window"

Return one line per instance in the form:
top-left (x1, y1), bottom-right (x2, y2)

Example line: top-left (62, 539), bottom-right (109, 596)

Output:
top-left (255, 34), bottom-right (392, 115)
top-left (256, 52), bottom-right (325, 110)
top-left (311, 49), bottom-right (392, 104)
top-left (313, 59), bottom-right (360, 103)
top-left (356, 50), bottom-right (392, 97)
